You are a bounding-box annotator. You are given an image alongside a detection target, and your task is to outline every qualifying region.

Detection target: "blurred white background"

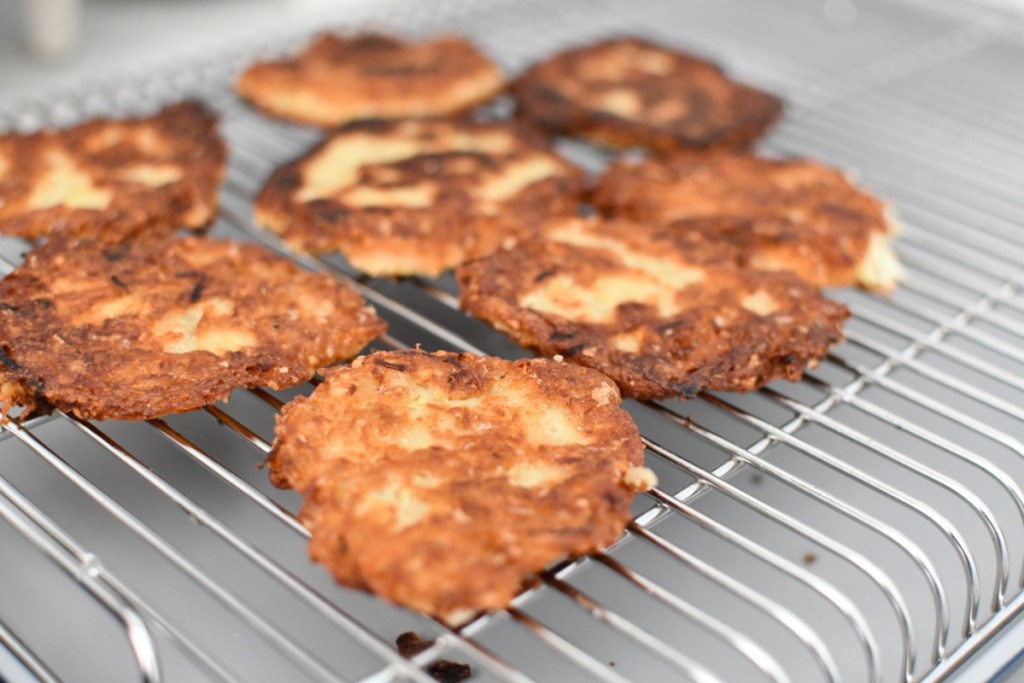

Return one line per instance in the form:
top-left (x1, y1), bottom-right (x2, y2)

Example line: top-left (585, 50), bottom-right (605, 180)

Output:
top-left (0, 0), bottom-right (1022, 110)
top-left (0, 0), bottom-right (361, 107)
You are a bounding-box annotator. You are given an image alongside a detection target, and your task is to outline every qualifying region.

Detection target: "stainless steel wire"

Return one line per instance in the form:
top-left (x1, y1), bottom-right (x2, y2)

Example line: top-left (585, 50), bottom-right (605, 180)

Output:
top-left (0, 467), bottom-right (241, 683)
top-left (641, 437), bottom-right (918, 681)
top-left (756, 385), bottom-right (1016, 609)
top-left (822, 353), bottom-right (1024, 470)
top-left (2, 0), bottom-right (1024, 681)
top-left (371, 259), bottom-right (982, 679)
top-left (636, 503), bottom-right (880, 683)
top-left (792, 374), bottom-right (1024, 566)
top-left (360, 336), bottom-right (791, 683)
top-left (701, 393), bottom-right (992, 632)
top-left (0, 617), bottom-right (59, 683)
top-left (603, 533), bottom-right (841, 683)
top-left (504, 608), bottom-right (632, 683)
top-left (540, 574), bottom-right (738, 683)
top-left (0, 469), bottom-right (163, 683)
top-left (219, 142), bottom-right (1000, 681)
top-left (2, 420), bottom-right (349, 683)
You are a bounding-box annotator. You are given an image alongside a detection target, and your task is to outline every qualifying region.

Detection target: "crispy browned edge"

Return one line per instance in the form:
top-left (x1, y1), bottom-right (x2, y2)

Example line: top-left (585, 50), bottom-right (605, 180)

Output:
top-left (0, 234), bottom-right (385, 421)
top-left (589, 152), bottom-right (893, 288)
top-left (236, 33), bottom-right (506, 128)
top-left (252, 118), bottom-right (587, 272)
top-left (512, 37), bottom-right (782, 154)
top-left (456, 219), bottom-right (850, 400)
top-left (269, 349), bottom-right (648, 619)
top-left (0, 101), bottom-right (227, 241)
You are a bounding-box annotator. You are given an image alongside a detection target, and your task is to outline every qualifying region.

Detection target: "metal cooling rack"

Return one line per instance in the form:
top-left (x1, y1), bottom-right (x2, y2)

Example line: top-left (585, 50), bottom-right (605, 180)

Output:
top-left (1, 0), bottom-right (1024, 681)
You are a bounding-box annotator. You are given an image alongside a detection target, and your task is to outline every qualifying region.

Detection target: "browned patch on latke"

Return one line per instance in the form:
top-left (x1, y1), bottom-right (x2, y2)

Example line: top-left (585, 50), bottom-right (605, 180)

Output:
top-left (513, 38), bottom-right (781, 153)
top-left (270, 349), bottom-right (653, 621)
top-left (592, 152), bottom-right (902, 291)
top-left (254, 118), bottom-right (585, 276)
top-left (237, 33), bottom-right (504, 127)
top-left (457, 217), bottom-right (849, 399)
top-left (0, 235), bottom-right (385, 421)
top-left (0, 102), bottom-right (225, 240)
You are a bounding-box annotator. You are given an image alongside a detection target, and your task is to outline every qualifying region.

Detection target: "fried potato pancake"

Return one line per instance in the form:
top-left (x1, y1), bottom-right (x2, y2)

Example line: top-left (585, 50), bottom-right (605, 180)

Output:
top-left (592, 152), bottom-right (903, 291)
top-left (458, 217), bottom-right (849, 399)
top-left (237, 33), bottom-right (504, 127)
top-left (269, 349), bottom-right (654, 621)
top-left (513, 38), bottom-right (782, 154)
top-left (0, 102), bottom-right (225, 240)
top-left (0, 235), bottom-right (385, 420)
top-left (254, 118), bottom-right (585, 276)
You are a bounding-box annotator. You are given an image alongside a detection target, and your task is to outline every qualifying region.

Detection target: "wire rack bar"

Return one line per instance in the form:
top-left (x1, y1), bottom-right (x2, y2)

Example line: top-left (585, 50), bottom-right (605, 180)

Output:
top-left (137, 414), bottom-right (550, 683)
top-left (504, 607), bottom-right (632, 683)
top-left (367, 267), bottom-right (951, 675)
top-left (601, 534), bottom-right (839, 683)
top-left (0, 614), bottom-right (60, 683)
top-left (788, 14), bottom-right (1008, 113)
top-left (758, 384), bottom-right (1016, 604)
top-left (640, 439), bottom-right (916, 681)
top-left (203, 405), bottom-right (273, 455)
top-left (2, 420), bottom-right (348, 683)
top-left (0, 467), bottom-right (241, 683)
top-left (145, 418), bottom-right (306, 535)
top-left (849, 304), bottom-right (1024, 390)
top-left (897, 242), bottom-right (1024, 299)
top-left (842, 332), bottom-right (1024, 424)
top-left (892, 271), bottom-right (1024, 345)
top-left (793, 97), bottom-right (1024, 193)
top-left (67, 419), bottom-right (447, 683)
top-left (796, 372), bottom-right (1024, 589)
top-left (887, 94), bottom-right (1024, 156)
top-left (2, 1), bottom-right (1024, 680)
top-left (641, 501), bottom-right (880, 683)
top-left (358, 330), bottom-right (793, 682)
top-left (653, 395), bottom-right (954, 661)
top-left (0, 454), bottom-right (246, 683)
top-left (0, 468), bottom-right (164, 683)
top-left (542, 573), bottom-right (742, 683)
top-left (920, 589), bottom-right (1024, 683)
top-left (901, 218), bottom-right (1024, 276)
top-left (702, 393), bottom-right (992, 627)
top-left (822, 353), bottom-right (1024, 467)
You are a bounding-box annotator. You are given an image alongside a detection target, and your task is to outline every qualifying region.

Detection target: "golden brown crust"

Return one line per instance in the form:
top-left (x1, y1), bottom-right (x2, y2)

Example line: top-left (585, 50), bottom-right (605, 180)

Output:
top-left (270, 349), bottom-right (652, 620)
top-left (0, 235), bottom-right (385, 421)
top-left (0, 102), bottom-right (226, 240)
top-left (591, 152), bottom-right (900, 290)
top-left (513, 38), bottom-right (782, 154)
top-left (457, 216), bottom-right (849, 399)
top-left (254, 118), bottom-right (586, 276)
top-left (237, 33), bottom-right (505, 127)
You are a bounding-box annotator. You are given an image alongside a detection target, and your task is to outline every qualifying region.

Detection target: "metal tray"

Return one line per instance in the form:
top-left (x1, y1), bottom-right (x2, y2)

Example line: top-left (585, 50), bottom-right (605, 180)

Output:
top-left (1, 0), bottom-right (1024, 681)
